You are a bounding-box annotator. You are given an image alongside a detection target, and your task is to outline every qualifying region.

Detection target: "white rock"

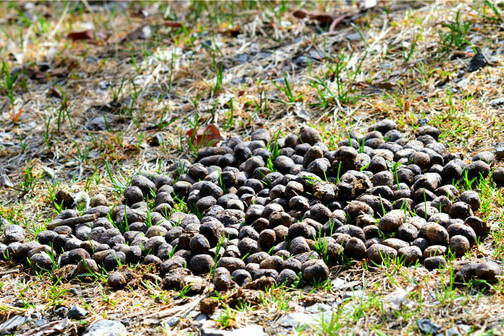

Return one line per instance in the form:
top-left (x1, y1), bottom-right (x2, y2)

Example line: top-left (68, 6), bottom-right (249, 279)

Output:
top-left (83, 320), bottom-right (128, 336)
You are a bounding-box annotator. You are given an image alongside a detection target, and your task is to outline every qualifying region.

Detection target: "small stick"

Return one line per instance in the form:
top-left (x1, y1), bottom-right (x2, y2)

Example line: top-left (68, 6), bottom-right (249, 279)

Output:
top-left (46, 213), bottom-right (99, 230)
top-left (0, 269), bottom-right (22, 276)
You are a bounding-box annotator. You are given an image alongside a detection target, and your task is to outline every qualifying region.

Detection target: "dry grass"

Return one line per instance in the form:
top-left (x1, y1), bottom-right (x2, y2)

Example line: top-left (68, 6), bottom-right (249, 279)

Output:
top-left (1, 0), bottom-right (504, 335)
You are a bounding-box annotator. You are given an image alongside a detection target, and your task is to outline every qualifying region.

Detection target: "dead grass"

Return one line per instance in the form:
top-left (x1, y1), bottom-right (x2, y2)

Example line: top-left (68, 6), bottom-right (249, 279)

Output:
top-left (1, 0), bottom-right (504, 335)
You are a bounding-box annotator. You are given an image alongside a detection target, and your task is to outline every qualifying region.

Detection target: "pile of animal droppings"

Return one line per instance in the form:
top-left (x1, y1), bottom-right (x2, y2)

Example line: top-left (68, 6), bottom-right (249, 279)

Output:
top-left (2, 119), bottom-right (503, 291)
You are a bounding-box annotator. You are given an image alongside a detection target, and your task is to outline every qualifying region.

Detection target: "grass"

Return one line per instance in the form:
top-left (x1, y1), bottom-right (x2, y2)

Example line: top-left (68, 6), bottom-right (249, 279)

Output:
top-left (0, 0), bottom-right (503, 335)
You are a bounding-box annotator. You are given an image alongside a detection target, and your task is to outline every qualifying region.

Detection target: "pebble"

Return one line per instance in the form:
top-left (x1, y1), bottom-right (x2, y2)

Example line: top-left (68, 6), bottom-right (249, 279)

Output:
top-left (66, 306), bottom-right (88, 319)
top-left (277, 312), bottom-right (317, 328)
top-left (305, 303), bottom-right (332, 313)
top-left (163, 317), bottom-right (180, 328)
top-left (82, 319), bottom-right (129, 336)
top-left (3, 225), bottom-right (26, 244)
top-left (446, 324), bottom-right (471, 336)
top-left (417, 318), bottom-right (439, 334)
top-left (495, 143), bottom-right (504, 160)
top-left (54, 307), bottom-right (69, 317)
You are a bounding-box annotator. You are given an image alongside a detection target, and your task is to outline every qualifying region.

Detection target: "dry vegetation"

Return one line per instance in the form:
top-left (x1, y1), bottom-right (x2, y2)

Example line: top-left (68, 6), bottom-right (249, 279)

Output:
top-left (0, 0), bottom-right (504, 335)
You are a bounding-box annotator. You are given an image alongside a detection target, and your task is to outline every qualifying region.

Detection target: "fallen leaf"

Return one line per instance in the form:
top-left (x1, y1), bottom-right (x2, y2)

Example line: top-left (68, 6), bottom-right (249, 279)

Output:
top-left (293, 9), bottom-right (333, 24)
top-left (217, 24), bottom-right (241, 36)
top-left (294, 102), bottom-right (310, 121)
top-left (385, 288), bottom-right (411, 310)
top-left (121, 24), bottom-right (152, 43)
top-left (467, 48), bottom-right (490, 72)
top-left (48, 87), bottom-right (63, 99)
top-left (48, 67), bottom-right (69, 77)
top-left (165, 21), bottom-right (183, 28)
top-left (0, 173), bottom-right (14, 188)
top-left (292, 9), bottom-right (348, 32)
top-left (371, 81), bottom-right (396, 90)
top-left (186, 124), bottom-right (223, 147)
top-left (8, 108), bottom-right (22, 123)
top-left (67, 29), bottom-right (94, 41)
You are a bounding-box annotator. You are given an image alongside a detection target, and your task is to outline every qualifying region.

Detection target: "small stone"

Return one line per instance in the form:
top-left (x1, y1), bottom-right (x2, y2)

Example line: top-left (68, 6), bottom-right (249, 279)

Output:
top-left (29, 252), bottom-right (54, 270)
top-left (213, 267), bottom-right (233, 291)
top-left (398, 246), bottom-right (422, 265)
top-left (378, 210), bottom-right (405, 233)
top-left (131, 175), bottom-right (156, 196)
top-left (3, 225), bottom-right (26, 244)
top-left (277, 312), bottom-right (316, 329)
top-left (67, 305), bottom-right (88, 319)
top-left (231, 269), bottom-right (252, 286)
top-left (495, 143), bottom-right (504, 160)
top-left (417, 318), bottom-right (439, 334)
top-left (467, 49), bottom-right (489, 72)
top-left (425, 223), bottom-right (449, 245)
top-left (189, 254), bottom-right (215, 275)
top-left (54, 189), bottom-right (75, 209)
top-left (465, 216), bottom-right (489, 236)
top-left (424, 256), bottom-right (447, 271)
top-left (302, 259), bottom-right (329, 283)
top-left (449, 235), bottom-right (470, 257)
top-left (86, 115), bottom-right (117, 131)
top-left (459, 191), bottom-right (481, 211)
top-left (82, 319), bottom-right (128, 336)
top-left (367, 244), bottom-right (397, 264)
top-left (277, 269), bottom-right (298, 286)
top-left (465, 161), bottom-right (490, 180)
top-left (107, 270), bottom-right (131, 288)
top-left (492, 167), bottom-right (504, 186)
top-left (163, 317), bottom-right (180, 328)
top-left (124, 186), bottom-right (144, 205)
top-left (300, 127), bottom-right (322, 145)
top-left (344, 238), bottom-right (366, 260)
top-left (473, 151), bottom-right (495, 164)
top-left (423, 245), bottom-right (447, 258)
top-left (189, 234), bottom-right (211, 253)
top-left (475, 261), bottom-right (502, 282)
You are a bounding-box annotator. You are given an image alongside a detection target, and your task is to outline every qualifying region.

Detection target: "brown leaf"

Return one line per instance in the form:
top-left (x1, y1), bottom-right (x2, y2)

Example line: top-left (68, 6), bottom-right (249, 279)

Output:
top-left (329, 15), bottom-right (347, 32)
top-left (372, 81), bottom-right (396, 90)
top-left (48, 67), bottom-right (69, 77)
top-left (165, 21), bottom-right (183, 28)
top-left (217, 24), bottom-right (241, 37)
top-left (292, 9), bottom-right (348, 32)
top-left (0, 173), bottom-right (14, 188)
top-left (48, 87), bottom-right (63, 99)
top-left (310, 13), bottom-right (336, 24)
top-left (67, 29), bottom-right (94, 41)
top-left (293, 9), bottom-right (309, 19)
top-left (8, 108), bottom-right (22, 123)
top-left (186, 124), bottom-right (222, 147)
